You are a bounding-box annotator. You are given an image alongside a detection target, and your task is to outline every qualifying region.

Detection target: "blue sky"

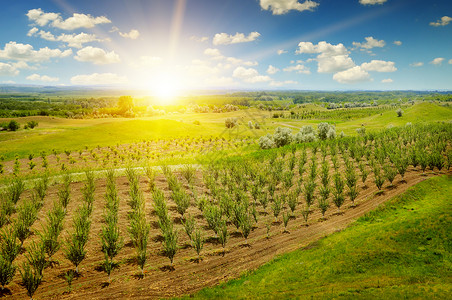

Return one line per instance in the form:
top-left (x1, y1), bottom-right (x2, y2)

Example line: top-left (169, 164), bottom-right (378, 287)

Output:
top-left (0, 0), bottom-right (451, 92)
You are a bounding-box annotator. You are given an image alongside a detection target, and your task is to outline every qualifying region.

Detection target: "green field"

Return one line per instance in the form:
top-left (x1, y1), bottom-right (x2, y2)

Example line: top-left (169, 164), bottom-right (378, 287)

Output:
top-left (186, 175), bottom-right (452, 299)
top-left (1, 102), bottom-right (451, 161)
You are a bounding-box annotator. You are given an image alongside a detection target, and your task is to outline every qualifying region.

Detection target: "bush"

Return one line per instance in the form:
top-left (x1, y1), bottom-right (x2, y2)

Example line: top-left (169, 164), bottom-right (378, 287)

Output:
top-left (396, 108), bottom-right (403, 117)
top-left (318, 123), bottom-right (336, 140)
top-left (258, 134), bottom-right (275, 149)
top-left (0, 255), bottom-right (16, 291)
top-left (25, 121), bottom-right (38, 129)
top-left (7, 120), bottom-right (20, 131)
top-left (225, 118), bottom-right (237, 128)
top-left (273, 127), bottom-right (293, 147)
top-left (294, 125), bottom-right (317, 143)
top-left (20, 263), bottom-right (42, 299)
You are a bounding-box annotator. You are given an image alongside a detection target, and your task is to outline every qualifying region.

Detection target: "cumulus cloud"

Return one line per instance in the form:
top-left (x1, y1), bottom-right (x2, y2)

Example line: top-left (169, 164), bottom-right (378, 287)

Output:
top-left (277, 49), bottom-right (288, 55)
top-left (260, 0), bottom-right (319, 15)
top-left (393, 40), bottom-right (402, 46)
top-left (232, 67), bottom-right (271, 83)
top-left (267, 65), bottom-right (280, 74)
top-left (296, 41), bottom-right (354, 73)
top-left (381, 78), bottom-right (393, 83)
top-left (27, 27), bottom-right (39, 37)
top-left (361, 60), bottom-right (397, 72)
top-left (0, 41), bottom-right (72, 62)
top-left (26, 73), bottom-right (59, 82)
top-left (430, 57), bottom-right (445, 65)
top-left (71, 73), bottom-right (128, 85)
top-left (359, 0), bottom-right (387, 5)
top-left (204, 48), bottom-right (257, 66)
top-left (190, 36), bottom-right (209, 43)
top-left (333, 66), bottom-right (371, 84)
top-left (27, 28), bottom-right (104, 48)
top-left (430, 16), bottom-right (452, 27)
top-left (283, 64), bottom-right (311, 74)
top-left (0, 62), bottom-right (20, 76)
top-left (410, 62), bottom-right (423, 67)
top-left (352, 36), bottom-right (385, 50)
top-left (213, 32), bottom-right (260, 45)
top-left (27, 8), bottom-right (111, 30)
top-left (74, 46), bottom-right (120, 65)
top-left (110, 27), bottom-right (140, 39)
top-left (204, 48), bottom-right (222, 58)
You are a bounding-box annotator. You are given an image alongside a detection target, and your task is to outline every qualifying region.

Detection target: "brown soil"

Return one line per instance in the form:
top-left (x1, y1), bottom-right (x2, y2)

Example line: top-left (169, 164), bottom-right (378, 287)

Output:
top-left (3, 167), bottom-right (449, 299)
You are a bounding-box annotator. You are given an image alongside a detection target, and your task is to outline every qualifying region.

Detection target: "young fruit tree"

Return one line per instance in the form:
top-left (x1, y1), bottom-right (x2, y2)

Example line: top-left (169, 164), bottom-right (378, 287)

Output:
top-left (332, 173), bottom-right (345, 213)
top-left (0, 255), bottom-right (16, 291)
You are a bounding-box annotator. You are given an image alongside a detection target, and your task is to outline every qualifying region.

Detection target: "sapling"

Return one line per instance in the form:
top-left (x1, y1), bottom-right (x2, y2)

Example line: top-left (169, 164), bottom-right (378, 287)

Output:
top-left (191, 228), bottom-right (204, 261)
top-left (345, 164), bottom-right (359, 206)
top-left (163, 226), bottom-right (178, 267)
top-left (286, 191), bottom-right (298, 216)
top-left (7, 177), bottom-right (25, 206)
top-left (271, 196), bottom-right (283, 222)
top-left (358, 161), bottom-right (369, 185)
top-left (25, 241), bottom-right (46, 276)
top-left (144, 165), bottom-right (157, 191)
top-left (282, 212), bottom-right (290, 232)
top-left (373, 165), bottom-right (385, 190)
top-left (318, 185), bottom-right (330, 218)
top-left (172, 189), bottom-right (190, 219)
top-left (303, 180), bottom-right (316, 208)
top-left (300, 205), bottom-right (310, 225)
top-left (395, 157), bottom-right (408, 180)
top-left (218, 221), bottom-right (228, 255)
top-left (182, 214), bottom-right (195, 241)
top-left (258, 191), bottom-right (269, 210)
top-left (58, 173), bottom-right (71, 212)
top-left (239, 213), bottom-right (252, 244)
top-left (384, 163), bottom-right (397, 186)
top-left (0, 255), bottom-right (16, 291)
top-left (332, 173), bottom-right (345, 213)
top-left (0, 227), bottom-right (20, 263)
top-left (20, 263), bottom-right (42, 300)
top-left (33, 173), bottom-right (49, 202)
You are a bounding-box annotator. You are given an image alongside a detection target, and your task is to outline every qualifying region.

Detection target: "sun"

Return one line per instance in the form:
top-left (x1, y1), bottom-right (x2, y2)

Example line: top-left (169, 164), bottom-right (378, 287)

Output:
top-left (148, 70), bottom-right (184, 105)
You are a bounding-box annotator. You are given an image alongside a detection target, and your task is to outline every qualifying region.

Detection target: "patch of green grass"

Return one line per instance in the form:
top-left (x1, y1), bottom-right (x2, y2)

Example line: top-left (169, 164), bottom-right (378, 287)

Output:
top-left (184, 175), bottom-right (452, 299)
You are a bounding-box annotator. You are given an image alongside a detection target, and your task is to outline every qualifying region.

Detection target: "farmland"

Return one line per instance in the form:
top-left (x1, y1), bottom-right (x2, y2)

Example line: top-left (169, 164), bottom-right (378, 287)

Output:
top-left (0, 93), bottom-right (451, 299)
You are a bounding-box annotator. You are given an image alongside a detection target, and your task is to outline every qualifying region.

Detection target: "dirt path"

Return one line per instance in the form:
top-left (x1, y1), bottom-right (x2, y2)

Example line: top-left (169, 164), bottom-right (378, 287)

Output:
top-left (3, 168), bottom-right (448, 299)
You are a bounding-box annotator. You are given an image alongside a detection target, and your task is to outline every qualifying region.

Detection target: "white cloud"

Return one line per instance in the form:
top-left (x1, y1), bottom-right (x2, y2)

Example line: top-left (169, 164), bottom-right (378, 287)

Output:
top-left (359, 0), bottom-right (387, 5)
top-left (204, 48), bottom-right (222, 58)
top-left (277, 49), bottom-right (287, 55)
top-left (381, 78), bottom-right (393, 83)
top-left (27, 27), bottom-right (39, 37)
top-left (0, 41), bottom-right (72, 62)
top-left (27, 8), bottom-right (111, 30)
top-left (283, 64), bottom-right (310, 74)
top-left (0, 62), bottom-right (19, 76)
top-left (213, 32), bottom-right (260, 45)
top-left (270, 80), bottom-right (298, 87)
top-left (71, 73), bottom-right (128, 85)
top-left (430, 16), bottom-right (452, 27)
top-left (410, 62), bottom-right (423, 67)
top-left (57, 32), bottom-right (103, 48)
top-left (361, 60), bottom-right (397, 72)
top-left (296, 41), bottom-right (354, 73)
top-left (430, 57), bottom-right (445, 65)
top-left (110, 27), bottom-right (140, 39)
top-left (232, 66), bottom-right (271, 83)
top-left (393, 40), bottom-right (402, 46)
top-left (26, 73), bottom-right (59, 82)
top-left (260, 0), bottom-right (319, 15)
top-left (333, 66), bottom-right (371, 84)
top-left (449, 59), bottom-right (452, 64)
top-left (190, 36), bottom-right (209, 43)
top-left (2, 80), bottom-right (16, 84)
top-left (74, 46), bottom-right (120, 65)
top-left (352, 36), bottom-right (385, 50)
top-left (26, 9), bottom-right (60, 26)
top-left (267, 65), bottom-right (280, 74)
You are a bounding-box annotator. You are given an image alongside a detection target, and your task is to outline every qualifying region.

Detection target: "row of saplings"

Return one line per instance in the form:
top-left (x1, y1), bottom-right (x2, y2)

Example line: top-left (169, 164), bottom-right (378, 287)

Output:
top-left (0, 128), bottom-right (450, 298)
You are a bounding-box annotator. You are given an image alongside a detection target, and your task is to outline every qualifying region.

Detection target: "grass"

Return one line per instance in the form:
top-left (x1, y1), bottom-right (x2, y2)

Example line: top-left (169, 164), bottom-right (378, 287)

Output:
top-left (183, 175), bottom-right (452, 299)
top-left (0, 102), bottom-right (450, 160)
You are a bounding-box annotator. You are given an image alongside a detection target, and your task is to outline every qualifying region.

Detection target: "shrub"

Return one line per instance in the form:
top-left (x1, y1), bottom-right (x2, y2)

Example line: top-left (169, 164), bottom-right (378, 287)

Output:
top-left (26, 120), bottom-right (39, 129)
top-left (182, 214), bottom-right (195, 241)
top-left (218, 221), bottom-right (228, 255)
top-left (271, 196), bottom-right (283, 222)
top-left (191, 228), bottom-right (204, 260)
top-left (162, 225), bottom-right (178, 267)
top-left (356, 126), bottom-right (366, 136)
top-left (41, 203), bottom-right (65, 262)
top-left (225, 118), bottom-right (237, 128)
top-left (239, 213), bottom-right (252, 244)
top-left (172, 189), bottom-right (190, 219)
top-left (294, 125), bottom-right (317, 143)
top-left (318, 123), bottom-right (336, 140)
top-left (384, 163), bottom-right (397, 186)
top-left (286, 191), bottom-right (298, 216)
top-left (20, 263), bottom-right (42, 300)
top-left (282, 212), bottom-right (290, 232)
top-left (203, 204), bottom-right (222, 236)
top-left (303, 180), bottom-right (316, 208)
top-left (273, 127), bottom-right (293, 147)
top-left (300, 205), bottom-right (310, 225)
top-left (7, 120), bottom-right (20, 131)
top-left (0, 255), bottom-right (16, 291)
top-left (396, 108), bottom-right (403, 117)
top-left (358, 162), bottom-right (369, 184)
top-left (332, 173), bottom-right (345, 213)
top-left (7, 177), bottom-right (25, 206)
top-left (25, 241), bottom-right (46, 276)
top-left (0, 227), bottom-right (20, 263)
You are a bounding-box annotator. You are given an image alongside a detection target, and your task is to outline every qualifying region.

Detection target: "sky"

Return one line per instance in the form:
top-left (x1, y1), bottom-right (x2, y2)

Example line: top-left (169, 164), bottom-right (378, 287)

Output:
top-left (0, 0), bottom-right (451, 92)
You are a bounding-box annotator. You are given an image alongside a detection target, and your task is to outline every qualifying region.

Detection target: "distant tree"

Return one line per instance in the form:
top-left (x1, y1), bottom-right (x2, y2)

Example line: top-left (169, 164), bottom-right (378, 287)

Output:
top-left (8, 120), bottom-right (20, 131)
top-left (396, 108), bottom-right (403, 117)
top-left (117, 96), bottom-right (134, 114)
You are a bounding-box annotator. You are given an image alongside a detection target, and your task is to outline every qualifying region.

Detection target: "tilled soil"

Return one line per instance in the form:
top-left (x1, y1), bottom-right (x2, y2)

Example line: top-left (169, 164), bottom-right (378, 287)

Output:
top-left (2, 167), bottom-right (448, 299)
